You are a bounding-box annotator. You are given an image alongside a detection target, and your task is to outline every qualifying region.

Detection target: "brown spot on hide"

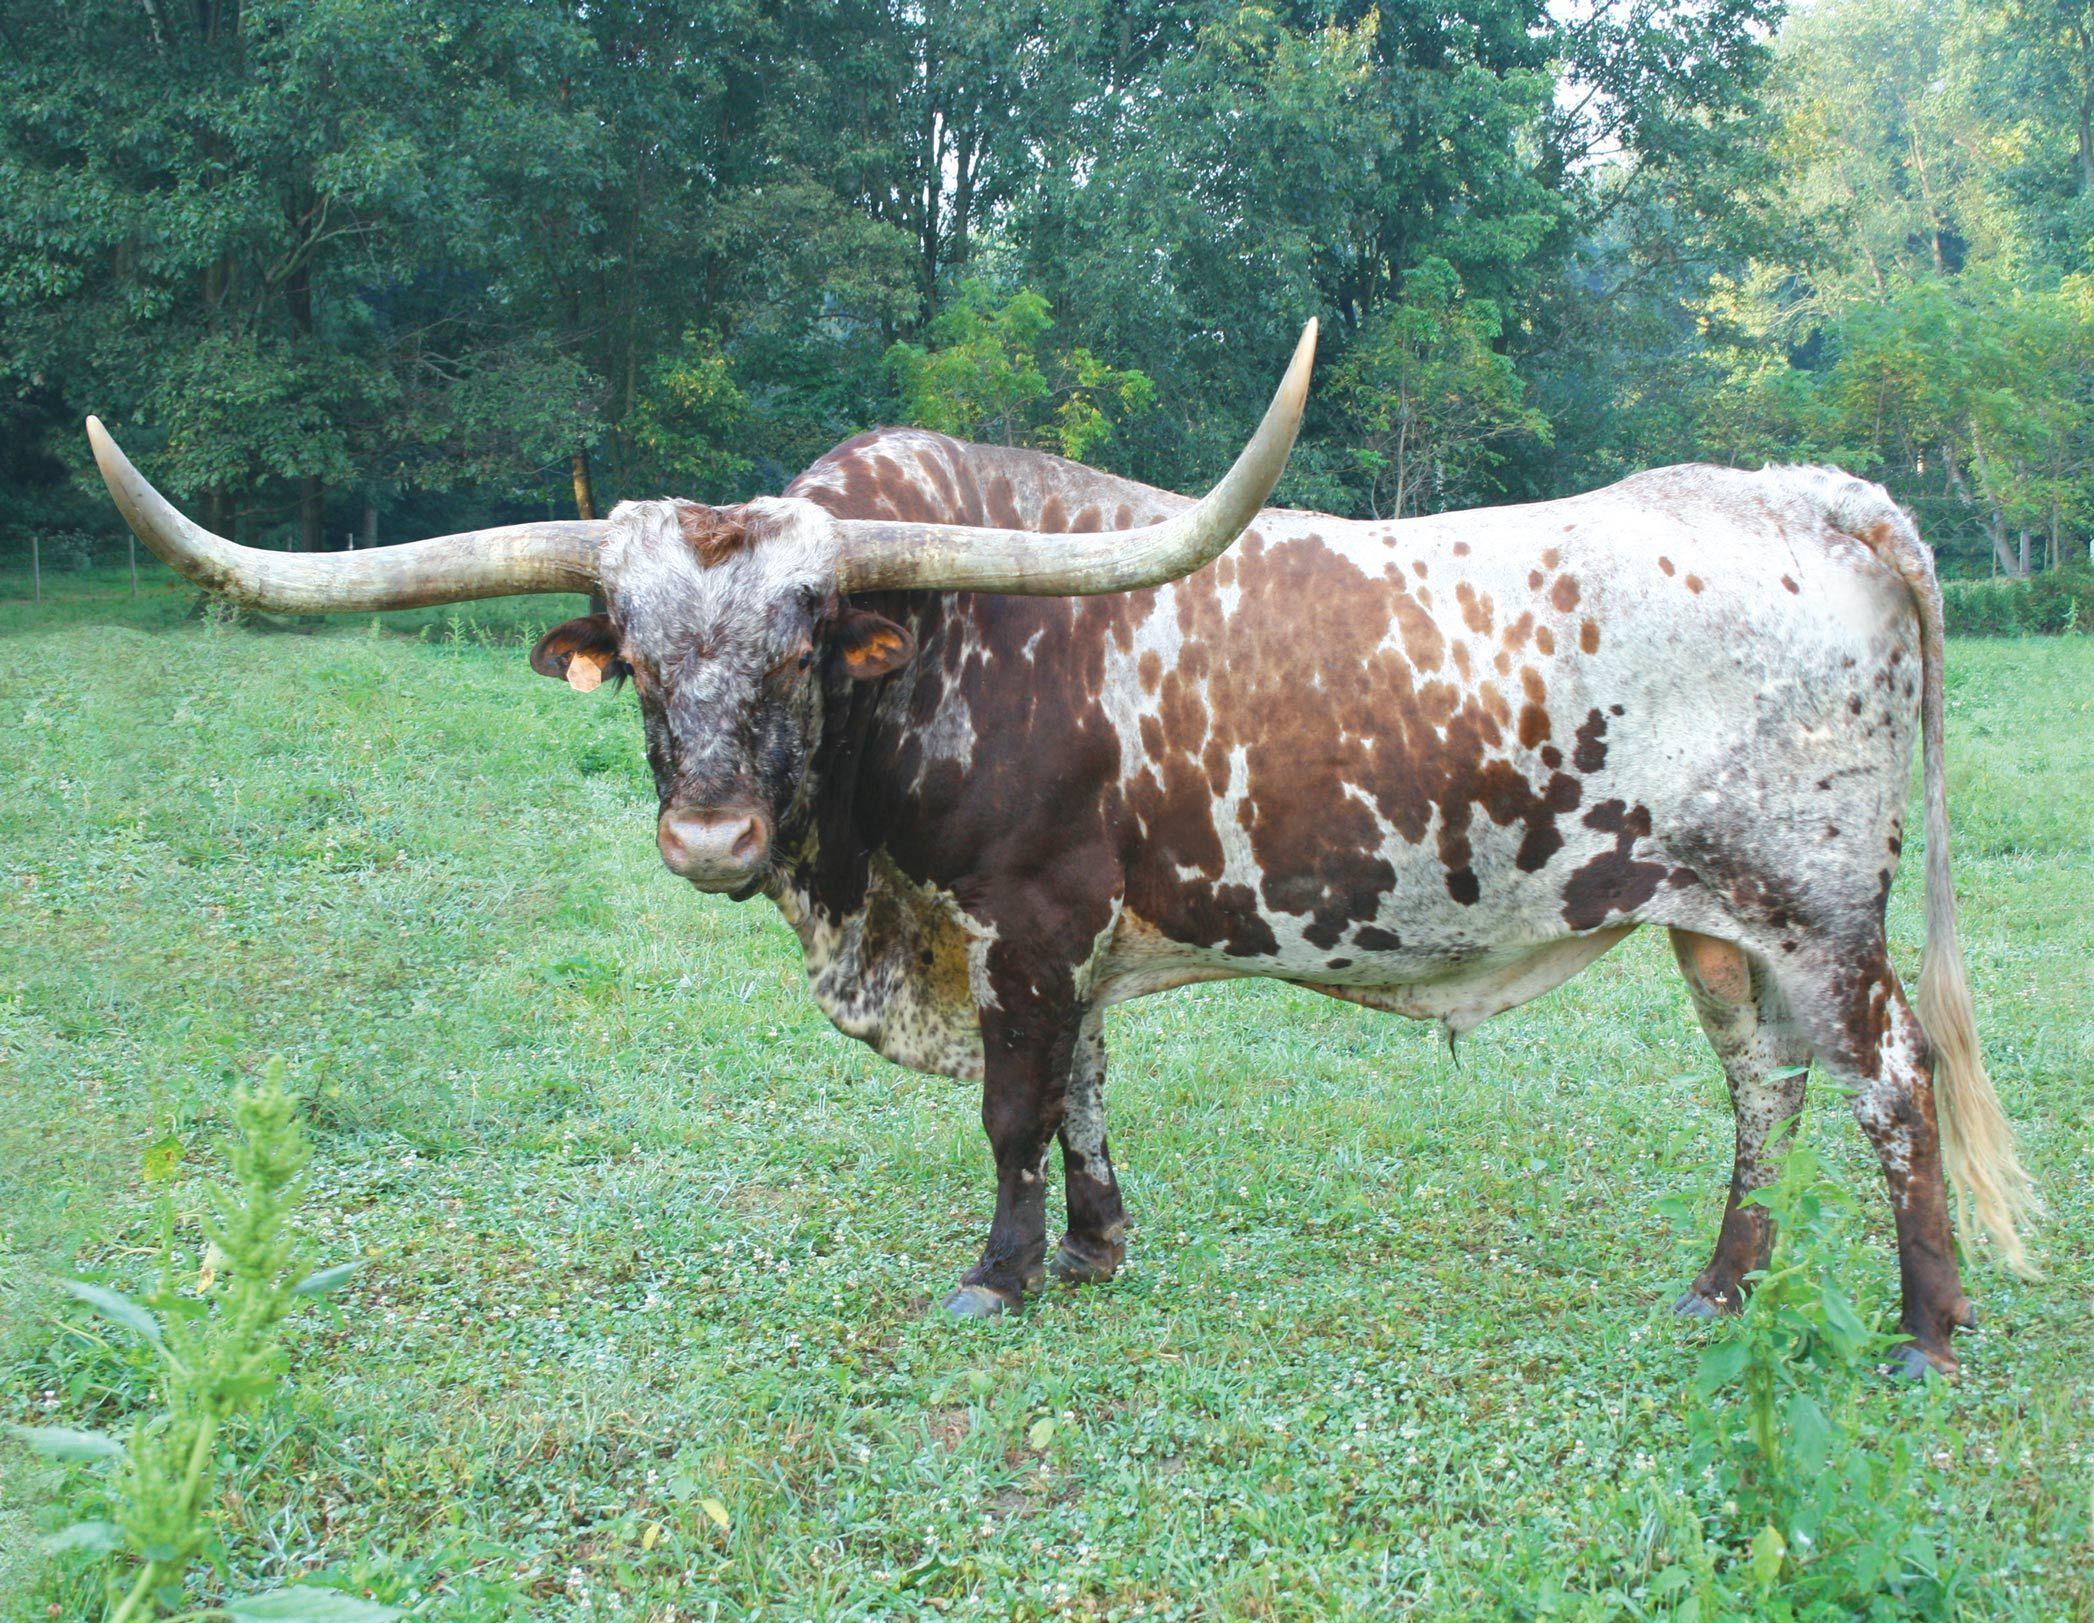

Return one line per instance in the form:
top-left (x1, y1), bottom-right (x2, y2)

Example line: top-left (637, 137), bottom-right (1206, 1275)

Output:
top-left (1782, 575), bottom-right (1800, 594)
top-left (1039, 494), bottom-right (1067, 531)
top-left (1579, 619), bottom-right (1600, 654)
top-left (1456, 581), bottom-right (1494, 635)
top-left (1542, 548), bottom-right (1561, 570)
top-left (1550, 575), bottom-right (1581, 613)
top-left (1562, 801), bottom-right (1667, 930)
top-left (1453, 541), bottom-right (1470, 557)
top-left (1501, 611), bottom-right (1533, 652)
top-left (1685, 575), bottom-right (1704, 594)
top-left (1394, 591), bottom-right (1444, 671)
top-left (1528, 569), bottom-right (1545, 590)
top-left (1535, 625), bottom-right (1555, 656)
top-left (1138, 650), bottom-right (1162, 693)
top-left (1658, 556), bottom-right (1675, 576)
top-left (1572, 709), bottom-right (1608, 774)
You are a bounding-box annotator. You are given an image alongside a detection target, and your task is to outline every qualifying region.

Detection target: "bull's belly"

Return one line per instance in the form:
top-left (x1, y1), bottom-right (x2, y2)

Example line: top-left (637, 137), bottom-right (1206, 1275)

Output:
top-left (1092, 910), bottom-right (1633, 1036)
top-left (772, 847), bottom-right (1643, 1087)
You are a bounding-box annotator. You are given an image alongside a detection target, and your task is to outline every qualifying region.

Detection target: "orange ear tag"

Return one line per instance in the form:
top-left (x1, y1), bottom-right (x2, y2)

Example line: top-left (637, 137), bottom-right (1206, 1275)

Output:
top-left (566, 652), bottom-right (606, 693)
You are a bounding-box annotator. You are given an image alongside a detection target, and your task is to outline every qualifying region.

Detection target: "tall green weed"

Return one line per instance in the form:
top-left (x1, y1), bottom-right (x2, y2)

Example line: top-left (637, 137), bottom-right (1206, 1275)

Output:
top-left (1675, 1138), bottom-right (1969, 1619)
top-left (12, 1061), bottom-right (392, 1622)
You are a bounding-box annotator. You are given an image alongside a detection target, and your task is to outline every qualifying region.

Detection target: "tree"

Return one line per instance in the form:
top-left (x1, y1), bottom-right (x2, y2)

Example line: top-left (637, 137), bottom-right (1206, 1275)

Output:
top-left (0, 0), bottom-right (611, 547)
top-left (1329, 258), bottom-right (1550, 518)
top-left (885, 284), bottom-right (1155, 460)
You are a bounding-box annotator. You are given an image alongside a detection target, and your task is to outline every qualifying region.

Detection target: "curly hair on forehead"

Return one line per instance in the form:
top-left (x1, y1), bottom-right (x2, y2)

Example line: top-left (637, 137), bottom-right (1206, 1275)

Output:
top-left (675, 500), bottom-right (752, 568)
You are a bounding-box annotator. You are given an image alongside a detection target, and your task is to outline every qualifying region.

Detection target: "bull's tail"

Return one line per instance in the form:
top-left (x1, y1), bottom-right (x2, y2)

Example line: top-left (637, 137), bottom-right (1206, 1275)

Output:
top-left (1841, 486), bottom-right (2041, 1277)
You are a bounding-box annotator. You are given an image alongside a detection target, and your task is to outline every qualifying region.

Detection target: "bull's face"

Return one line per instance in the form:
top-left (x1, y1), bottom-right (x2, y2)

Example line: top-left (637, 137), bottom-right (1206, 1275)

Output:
top-left (529, 497), bottom-right (914, 895)
top-left (87, 332), bottom-right (1312, 895)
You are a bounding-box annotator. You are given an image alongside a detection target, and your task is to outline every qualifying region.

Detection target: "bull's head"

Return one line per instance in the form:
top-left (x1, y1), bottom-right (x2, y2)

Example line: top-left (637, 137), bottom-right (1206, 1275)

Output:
top-left (86, 324), bottom-right (1315, 895)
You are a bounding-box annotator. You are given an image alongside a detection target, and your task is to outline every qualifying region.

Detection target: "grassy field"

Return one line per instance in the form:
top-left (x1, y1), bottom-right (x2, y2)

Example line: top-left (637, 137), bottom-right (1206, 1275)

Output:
top-left (2, 568), bottom-right (2089, 1619)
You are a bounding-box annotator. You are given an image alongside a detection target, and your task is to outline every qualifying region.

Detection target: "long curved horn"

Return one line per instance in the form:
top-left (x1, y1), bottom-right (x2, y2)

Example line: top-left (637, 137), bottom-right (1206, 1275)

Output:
top-left (835, 318), bottom-right (1317, 596)
top-left (85, 417), bottom-right (604, 613)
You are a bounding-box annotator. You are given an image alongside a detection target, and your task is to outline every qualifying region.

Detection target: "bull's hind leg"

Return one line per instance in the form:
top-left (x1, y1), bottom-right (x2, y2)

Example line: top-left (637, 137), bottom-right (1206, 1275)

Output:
top-left (1779, 942), bottom-right (1977, 1374)
top-left (1050, 1008), bottom-right (1126, 1285)
top-left (1671, 930), bottom-right (1813, 1317)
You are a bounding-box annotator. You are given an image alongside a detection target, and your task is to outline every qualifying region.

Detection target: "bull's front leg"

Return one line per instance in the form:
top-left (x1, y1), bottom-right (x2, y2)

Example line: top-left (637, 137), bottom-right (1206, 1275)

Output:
top-left (1050, 1008), bottom-right (1126, 1284)
top-left (941, 989), bottom-right (1084, 1318)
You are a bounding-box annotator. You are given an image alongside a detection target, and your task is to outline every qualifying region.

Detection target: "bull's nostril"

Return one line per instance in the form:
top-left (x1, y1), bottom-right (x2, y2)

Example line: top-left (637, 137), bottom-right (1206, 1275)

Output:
top-left (730, 822), bottom-right (763, 862)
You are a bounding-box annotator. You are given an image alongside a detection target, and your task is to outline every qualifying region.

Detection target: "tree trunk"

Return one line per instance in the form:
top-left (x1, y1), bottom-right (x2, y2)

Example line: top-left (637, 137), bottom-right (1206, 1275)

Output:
top-left (1989, 518), bottom-right (2020, 577)
top-left (570, 451), bottom-right (598, 521)
top-left (2080, 90), bottom-right (2094, 194)
top-left (299, 476), bottom-right (324, 554)
top-left (1961, 429), bottom-right (2025, 577)
top-left (573, 451), bottom-right (605, 614)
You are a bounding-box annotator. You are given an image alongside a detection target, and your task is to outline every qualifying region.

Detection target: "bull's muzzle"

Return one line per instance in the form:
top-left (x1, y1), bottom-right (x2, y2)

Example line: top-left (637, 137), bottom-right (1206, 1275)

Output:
top-left (657, 805), bottom-right (771, 891)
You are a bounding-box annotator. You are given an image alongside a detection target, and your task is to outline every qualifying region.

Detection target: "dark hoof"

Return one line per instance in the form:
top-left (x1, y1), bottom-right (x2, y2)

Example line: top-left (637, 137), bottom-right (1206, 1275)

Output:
top-left (1672, 1287), bottom-right (1734, 1320)
top-left (1048, 1235), bottom-right (1123, 1286)
top-left (1955, 1299), bottom-right (1980, 1330)
top-left (1887, 1342), bottom-right (1956, 1381)
top-left (939, 1284), bottom-right (1019, 1319)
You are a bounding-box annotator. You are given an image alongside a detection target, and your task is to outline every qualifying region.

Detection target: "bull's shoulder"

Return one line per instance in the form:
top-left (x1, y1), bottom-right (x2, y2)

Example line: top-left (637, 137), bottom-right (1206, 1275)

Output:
top-left (787, 427), bottom-right (978, 523)
top-left (788, 430), bottom-right (1185, 531)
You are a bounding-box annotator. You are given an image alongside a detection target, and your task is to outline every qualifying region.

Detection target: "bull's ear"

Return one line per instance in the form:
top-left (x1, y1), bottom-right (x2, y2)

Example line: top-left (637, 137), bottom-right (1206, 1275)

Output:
top-left (828, 608), bottom-right (915, 680)
top-left (531, 614), bottom-right (621, 691)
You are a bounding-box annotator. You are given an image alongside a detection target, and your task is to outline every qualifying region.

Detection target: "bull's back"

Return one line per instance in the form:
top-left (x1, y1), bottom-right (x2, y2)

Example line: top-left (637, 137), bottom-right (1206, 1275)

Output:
top-left (1083, 470), bottom-right (1922, 975)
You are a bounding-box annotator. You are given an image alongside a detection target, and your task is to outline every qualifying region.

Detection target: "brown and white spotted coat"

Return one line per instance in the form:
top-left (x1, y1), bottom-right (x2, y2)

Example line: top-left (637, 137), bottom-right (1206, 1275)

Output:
top-left (542, 428), bottom-right (1998, 1368)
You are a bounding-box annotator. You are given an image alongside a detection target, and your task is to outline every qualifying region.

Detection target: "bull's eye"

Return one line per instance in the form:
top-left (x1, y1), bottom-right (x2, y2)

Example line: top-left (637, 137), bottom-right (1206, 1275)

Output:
top-left (766, 639), bottom-right (815, 680)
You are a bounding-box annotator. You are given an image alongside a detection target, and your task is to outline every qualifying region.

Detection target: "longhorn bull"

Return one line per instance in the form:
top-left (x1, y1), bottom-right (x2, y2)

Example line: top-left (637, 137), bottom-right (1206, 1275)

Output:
top-left (87, 320), bottom-right (2035, 1373)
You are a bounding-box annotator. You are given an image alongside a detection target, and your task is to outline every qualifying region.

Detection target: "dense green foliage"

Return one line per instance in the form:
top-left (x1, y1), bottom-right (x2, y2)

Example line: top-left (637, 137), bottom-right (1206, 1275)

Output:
top-left (8, 0), bottom-right (2090, 575)
top-left (2, 575), bottom-right (2088, 1614)
top-left (1942, 568), bottom-right (2094, 635)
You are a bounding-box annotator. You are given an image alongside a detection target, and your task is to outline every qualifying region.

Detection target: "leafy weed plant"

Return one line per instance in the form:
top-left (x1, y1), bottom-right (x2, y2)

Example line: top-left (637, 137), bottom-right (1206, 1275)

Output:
top-left (1684, 1131), bottom-right (1966, 1618)
top-left (12, 1061), bottom-right (387, 1622)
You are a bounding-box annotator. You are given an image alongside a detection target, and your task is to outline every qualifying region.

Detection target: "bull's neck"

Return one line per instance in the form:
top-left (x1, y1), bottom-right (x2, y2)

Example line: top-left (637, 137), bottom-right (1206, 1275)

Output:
top-left (772, 588), bottom-right (957, 918)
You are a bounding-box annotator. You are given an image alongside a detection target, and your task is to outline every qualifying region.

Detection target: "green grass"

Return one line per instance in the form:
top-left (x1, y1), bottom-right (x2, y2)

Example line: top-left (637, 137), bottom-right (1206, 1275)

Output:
top-left (3, 572), bottom-right (2089, 1619)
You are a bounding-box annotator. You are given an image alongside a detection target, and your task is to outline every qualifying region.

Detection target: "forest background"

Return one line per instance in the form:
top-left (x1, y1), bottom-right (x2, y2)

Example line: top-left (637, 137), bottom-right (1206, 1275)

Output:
top-left (4, 0), bottom-right (2090, 582)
